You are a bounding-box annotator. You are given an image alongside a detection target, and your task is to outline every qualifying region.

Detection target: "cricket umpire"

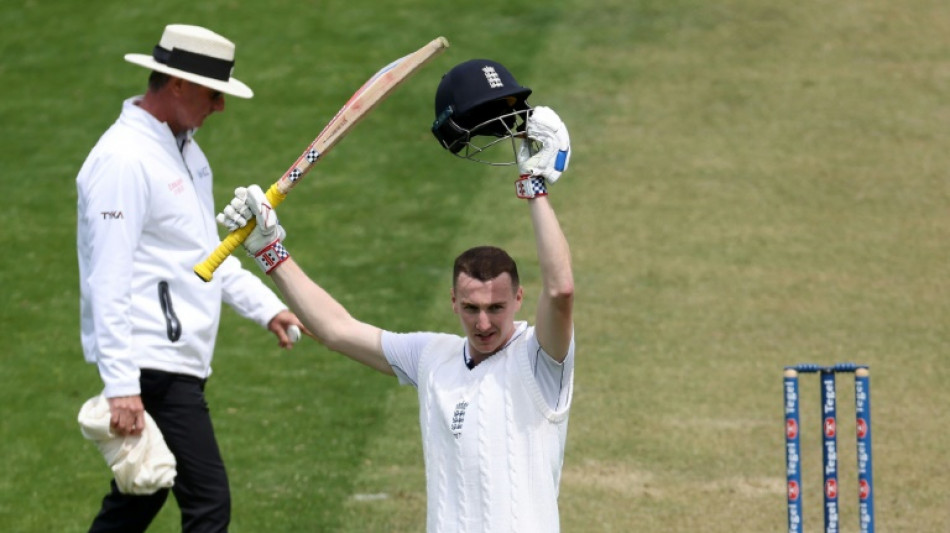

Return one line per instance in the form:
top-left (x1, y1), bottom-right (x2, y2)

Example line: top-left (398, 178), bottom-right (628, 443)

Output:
top-left (77, 24), bottom-right (303, 532)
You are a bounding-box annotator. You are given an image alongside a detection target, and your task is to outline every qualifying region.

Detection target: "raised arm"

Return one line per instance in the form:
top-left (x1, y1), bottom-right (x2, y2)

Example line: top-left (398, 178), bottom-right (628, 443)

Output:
top-left (217, 186), bottom-right (394, 375)
top-left (516, 106), bottom-right (575, 362)
top-left (529, 196), bottom-right (574, 362)
top-left (271, 259), bottom-right (392, 375)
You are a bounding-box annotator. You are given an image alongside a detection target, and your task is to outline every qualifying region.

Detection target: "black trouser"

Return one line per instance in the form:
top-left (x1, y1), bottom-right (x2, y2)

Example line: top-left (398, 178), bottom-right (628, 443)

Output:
top-left (89, 369), bottom-right (230, 533)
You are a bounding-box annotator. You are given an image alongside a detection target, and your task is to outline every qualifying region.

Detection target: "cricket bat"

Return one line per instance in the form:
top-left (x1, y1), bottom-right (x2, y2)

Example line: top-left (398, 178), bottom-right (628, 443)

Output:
top-left (194, 36), bottom-right (450, 281)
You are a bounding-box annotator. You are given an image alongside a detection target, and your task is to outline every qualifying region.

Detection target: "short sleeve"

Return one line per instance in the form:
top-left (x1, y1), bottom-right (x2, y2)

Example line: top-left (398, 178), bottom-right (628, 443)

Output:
top-left (527, 328), bottom-right (575, 411)
top-left (380, 331), bottom-right (439, 387)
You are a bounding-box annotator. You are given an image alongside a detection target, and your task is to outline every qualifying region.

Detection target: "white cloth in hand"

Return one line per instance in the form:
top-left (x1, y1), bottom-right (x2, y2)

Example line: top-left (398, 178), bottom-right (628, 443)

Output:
top-left (517, 106), bottom-right (571, 184)
top-left (78, 394), bottom-right (176, 495)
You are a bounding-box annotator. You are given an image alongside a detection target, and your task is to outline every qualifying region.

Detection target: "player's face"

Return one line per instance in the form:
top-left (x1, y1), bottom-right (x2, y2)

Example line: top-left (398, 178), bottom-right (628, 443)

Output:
top-left (452, 272), bottom-right (523, 357)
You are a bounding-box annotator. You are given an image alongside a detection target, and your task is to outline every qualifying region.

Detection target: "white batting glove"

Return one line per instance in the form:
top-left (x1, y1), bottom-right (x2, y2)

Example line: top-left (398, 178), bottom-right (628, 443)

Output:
top-left (216, 185), bottom-right (289, 274)
top-left (517, 106), bottom-right (571, 184)
top-left (217, 188), bottom-right (253, 231)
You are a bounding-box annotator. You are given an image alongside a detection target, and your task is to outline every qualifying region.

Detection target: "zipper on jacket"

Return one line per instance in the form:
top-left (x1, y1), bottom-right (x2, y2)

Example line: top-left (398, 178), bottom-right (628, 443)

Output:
top-left (158, 281), bottom-right (182, 342)
top-left (178, 136), bottom-right (216, 240)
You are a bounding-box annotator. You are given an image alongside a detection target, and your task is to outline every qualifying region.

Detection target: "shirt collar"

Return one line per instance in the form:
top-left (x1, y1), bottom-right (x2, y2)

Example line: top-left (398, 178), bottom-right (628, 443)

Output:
top-left (121, 96), bottom-right (197, 148)
top-left (463, 321), bottom-right (528, 369)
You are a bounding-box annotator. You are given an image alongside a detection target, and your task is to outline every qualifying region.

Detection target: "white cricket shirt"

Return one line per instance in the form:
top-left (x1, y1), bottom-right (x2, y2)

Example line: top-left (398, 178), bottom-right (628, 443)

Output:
top-left (383, 322), bottom-right (575, 532)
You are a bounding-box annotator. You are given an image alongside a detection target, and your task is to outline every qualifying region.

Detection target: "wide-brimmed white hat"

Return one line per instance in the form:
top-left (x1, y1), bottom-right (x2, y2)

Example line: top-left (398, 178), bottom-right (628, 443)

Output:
top-left (124, 24), bottom-right (253, 99)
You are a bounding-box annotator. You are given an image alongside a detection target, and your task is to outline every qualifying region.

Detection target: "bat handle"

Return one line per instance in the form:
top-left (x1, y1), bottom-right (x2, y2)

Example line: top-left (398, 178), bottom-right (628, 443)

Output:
top-left (193, 183), bottom-right (288, 282)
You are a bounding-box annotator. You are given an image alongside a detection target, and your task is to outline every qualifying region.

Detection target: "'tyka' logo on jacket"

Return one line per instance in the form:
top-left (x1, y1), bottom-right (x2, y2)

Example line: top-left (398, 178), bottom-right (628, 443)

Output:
top-left (100, 211), bottom-right (124, 220)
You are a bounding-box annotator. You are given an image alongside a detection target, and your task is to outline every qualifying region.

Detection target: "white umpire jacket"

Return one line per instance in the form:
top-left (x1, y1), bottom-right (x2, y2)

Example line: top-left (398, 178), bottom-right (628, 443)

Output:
top-left (77, 97), bottom-right (287, 398)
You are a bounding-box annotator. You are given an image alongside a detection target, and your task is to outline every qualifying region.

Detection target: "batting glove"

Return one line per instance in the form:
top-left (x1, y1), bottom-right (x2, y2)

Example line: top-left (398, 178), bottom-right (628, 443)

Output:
top-left (517, 106), bottom-right (571, 185)
top-left (216, 185), bottom-right (289, 274)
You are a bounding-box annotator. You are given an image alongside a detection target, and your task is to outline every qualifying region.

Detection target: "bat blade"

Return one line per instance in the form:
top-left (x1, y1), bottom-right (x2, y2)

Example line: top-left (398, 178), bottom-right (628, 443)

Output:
top-left (194, 36), bottom-right (449, 281)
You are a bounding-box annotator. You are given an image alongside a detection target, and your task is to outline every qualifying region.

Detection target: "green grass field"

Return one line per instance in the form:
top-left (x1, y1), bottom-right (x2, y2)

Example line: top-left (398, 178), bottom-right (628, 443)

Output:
top-left (3, 0), bottom-right (950, 531)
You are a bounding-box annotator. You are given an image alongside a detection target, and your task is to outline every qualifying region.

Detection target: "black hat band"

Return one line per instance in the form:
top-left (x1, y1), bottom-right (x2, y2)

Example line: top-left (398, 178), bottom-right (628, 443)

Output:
top-left (153, 45), bottom-right (234, 81)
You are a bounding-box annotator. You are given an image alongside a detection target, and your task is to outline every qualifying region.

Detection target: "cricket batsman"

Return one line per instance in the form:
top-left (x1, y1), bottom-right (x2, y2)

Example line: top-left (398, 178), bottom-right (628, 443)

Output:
top-left (218, 58), bottom-right (575, 532)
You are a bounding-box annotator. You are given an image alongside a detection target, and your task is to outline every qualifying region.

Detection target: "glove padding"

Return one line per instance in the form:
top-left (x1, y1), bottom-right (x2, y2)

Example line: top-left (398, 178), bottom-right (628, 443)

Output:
top-left (216, 185), bottom-right (289, 273)
top-left (517, 106), bottom-right (571, 184)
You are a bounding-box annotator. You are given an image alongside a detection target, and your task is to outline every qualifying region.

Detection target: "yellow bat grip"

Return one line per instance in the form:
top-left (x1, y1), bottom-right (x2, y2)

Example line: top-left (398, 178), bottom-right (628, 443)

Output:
top-left (194, 184), bottom-right (288, 282)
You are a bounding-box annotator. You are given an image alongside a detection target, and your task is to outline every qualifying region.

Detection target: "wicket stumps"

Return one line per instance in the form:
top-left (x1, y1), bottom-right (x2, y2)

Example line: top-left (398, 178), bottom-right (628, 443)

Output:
top-left (784, 363), bottom-right (874, 533)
